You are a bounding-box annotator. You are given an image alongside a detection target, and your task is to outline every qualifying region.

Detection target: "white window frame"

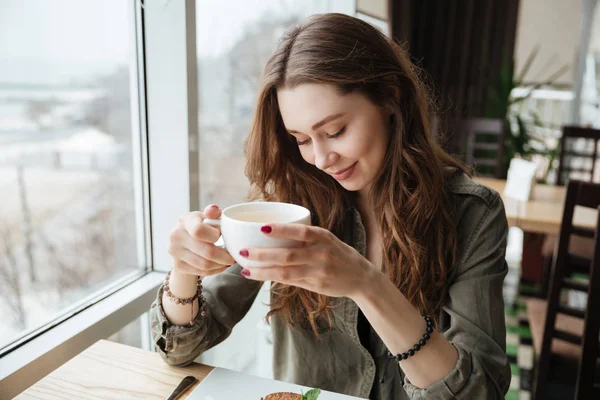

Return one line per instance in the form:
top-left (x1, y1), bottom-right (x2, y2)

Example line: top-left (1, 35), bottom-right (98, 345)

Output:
top-left (0, 0), bottom-right (198, 397)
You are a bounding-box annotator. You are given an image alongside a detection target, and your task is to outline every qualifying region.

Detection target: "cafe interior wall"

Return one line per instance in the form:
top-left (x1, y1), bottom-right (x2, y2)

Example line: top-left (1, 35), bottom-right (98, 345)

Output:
top-left (514, 0), bottom-right (599, 127)
top-left (514, 0), bottom-right (581, 88)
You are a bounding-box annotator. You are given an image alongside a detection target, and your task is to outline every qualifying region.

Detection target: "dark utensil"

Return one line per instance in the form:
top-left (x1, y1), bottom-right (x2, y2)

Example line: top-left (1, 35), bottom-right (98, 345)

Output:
top-left (166, 375), bottom-right (198, 400)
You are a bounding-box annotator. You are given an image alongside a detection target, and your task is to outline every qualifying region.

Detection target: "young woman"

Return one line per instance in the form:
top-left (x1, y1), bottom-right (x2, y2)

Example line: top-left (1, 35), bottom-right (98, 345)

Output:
top-left (151, 13), bottom-right (510, 399)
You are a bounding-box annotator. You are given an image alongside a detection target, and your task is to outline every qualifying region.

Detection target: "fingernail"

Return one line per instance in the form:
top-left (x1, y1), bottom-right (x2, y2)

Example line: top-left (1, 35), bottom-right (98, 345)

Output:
top-left (239, 249), bottom-right (249, 257)
top-left (209, 204), bottom-right (218, 209)
top-left (261, 225), bottom-right (272, 234)
top-left (241, 268), bottom-right (250, 277)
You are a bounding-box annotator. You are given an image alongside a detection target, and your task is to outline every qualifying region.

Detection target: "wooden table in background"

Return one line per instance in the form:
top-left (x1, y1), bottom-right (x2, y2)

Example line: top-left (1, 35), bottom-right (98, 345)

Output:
top-left (476, 177), bottom-right (597, 284)
top-left (475, 177), bottom-right (597, 235)
top-left (16, 340), bottom-right (214, 399)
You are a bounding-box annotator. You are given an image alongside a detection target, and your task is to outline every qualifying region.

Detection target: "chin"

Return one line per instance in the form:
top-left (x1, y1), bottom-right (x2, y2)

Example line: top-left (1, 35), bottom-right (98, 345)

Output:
top-left (338, 180), bottom-right (368, 192)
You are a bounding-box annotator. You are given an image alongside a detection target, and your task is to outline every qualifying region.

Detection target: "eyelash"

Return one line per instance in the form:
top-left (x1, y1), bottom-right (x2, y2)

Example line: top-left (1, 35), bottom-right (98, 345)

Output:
top-left (296, 127), bottom-right (346, 146)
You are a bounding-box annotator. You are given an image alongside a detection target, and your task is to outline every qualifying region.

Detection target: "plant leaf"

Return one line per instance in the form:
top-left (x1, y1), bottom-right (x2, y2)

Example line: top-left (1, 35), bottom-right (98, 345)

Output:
top-left (544, 64), bottom-right (569, 84)
top-left (516, 44), bottom-right (540, 84)
top-left (304, 388), bottom-right (321, 400)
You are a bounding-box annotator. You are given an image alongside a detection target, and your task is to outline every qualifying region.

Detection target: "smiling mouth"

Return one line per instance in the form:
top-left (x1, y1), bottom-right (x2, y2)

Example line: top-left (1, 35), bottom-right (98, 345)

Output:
top-left (329, 162), bottom-right (357, 181)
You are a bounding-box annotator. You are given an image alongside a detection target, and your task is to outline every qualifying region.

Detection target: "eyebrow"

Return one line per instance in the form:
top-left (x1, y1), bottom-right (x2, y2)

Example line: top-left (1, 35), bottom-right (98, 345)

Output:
top-left (287, 112), bottom-right (346, 134)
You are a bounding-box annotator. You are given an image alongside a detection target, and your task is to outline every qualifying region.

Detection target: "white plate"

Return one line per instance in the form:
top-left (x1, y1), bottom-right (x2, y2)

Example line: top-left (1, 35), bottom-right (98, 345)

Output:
top-left (187, 367), bottom-right (364, 400)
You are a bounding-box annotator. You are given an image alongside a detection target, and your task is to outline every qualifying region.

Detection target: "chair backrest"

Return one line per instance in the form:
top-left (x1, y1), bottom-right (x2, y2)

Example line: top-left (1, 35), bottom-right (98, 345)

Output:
top-left (575, 205), bottom-right (600, 399)
top-left (533, 180), bottom-right (600, 399)
top-left (556, 126), bottom-right (600, 185)
top-left (447, 118), bottom-right (505, 178)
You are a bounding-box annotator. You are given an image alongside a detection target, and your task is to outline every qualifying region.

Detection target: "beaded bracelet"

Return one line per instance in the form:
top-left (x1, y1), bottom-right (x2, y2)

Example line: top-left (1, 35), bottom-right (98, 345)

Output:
top-left (386, 315), bottom-right (434, 361)
top-left (163, 270), bottom-right (207, 326)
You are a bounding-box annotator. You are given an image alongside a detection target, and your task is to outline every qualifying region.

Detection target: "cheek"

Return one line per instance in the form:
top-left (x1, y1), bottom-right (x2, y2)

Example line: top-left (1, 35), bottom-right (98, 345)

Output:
top-left (351, 134), bottom-right (377, 160)
top-left (354, 126), bottom-right (388, 165)
top-left (299, 147), bottom-right (315, 165)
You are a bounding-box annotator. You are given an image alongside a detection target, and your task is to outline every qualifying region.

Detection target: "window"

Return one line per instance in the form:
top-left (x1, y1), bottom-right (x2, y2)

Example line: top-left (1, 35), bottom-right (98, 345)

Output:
top-left (197, 0), bottom-right (355, 208)
top-left (0, 0), bottom-right (146, 352)
top-left (108, 312), bottom-right (151, 350)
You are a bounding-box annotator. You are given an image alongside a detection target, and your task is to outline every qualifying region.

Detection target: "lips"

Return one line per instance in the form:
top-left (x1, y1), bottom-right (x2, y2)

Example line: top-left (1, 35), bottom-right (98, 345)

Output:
top-left (329, 162), bottom-right (357, 181)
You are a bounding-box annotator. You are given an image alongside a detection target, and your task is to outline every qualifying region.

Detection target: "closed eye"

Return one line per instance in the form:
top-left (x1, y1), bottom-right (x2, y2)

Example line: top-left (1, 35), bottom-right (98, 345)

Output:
top-left (296, 127), bottom-right (346, 146)
top-left (326, 127), bottom-right (346, 139)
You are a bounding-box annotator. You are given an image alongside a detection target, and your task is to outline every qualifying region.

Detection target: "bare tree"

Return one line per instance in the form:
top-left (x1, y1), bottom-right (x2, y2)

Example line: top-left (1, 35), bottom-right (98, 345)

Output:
top-left (0, 219), bottom-right (26, 329)
top-left (17, 163), bottom-right (36, 283)
top-left (82, 66), bottom-right (131, 145)
top-left (36, 233), bottom-right (88, 301)
top-left (226, 13), bottom-right (301, 128)
top-left (36, 178), bottom-right (123, 299)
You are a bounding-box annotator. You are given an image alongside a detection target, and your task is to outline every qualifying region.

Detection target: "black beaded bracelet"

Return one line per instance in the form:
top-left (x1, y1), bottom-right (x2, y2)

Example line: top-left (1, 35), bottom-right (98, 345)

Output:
top-left (386, 315), bottom-right (434, 361)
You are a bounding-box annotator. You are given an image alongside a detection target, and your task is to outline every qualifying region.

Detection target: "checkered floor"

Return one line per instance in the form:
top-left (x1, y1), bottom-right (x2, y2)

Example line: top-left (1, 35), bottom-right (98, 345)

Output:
top-left (503, 227), bottom-right (535, 400)
top-left (505, 298), bottom-right (534, 400)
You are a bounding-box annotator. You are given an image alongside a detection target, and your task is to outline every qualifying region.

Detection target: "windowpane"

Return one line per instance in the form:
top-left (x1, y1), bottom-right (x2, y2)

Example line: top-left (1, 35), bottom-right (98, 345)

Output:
top-left (0, 0), bottom-right (145, 350)
top-left (197, 0), bottom-right (354, 208)
top-left (108, 312), bottom-right (148, 350)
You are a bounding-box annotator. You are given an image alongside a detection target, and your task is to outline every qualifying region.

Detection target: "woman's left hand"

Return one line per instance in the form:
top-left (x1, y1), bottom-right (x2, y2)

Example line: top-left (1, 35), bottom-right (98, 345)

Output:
top-left (239, 223), bottom-right (375, 299)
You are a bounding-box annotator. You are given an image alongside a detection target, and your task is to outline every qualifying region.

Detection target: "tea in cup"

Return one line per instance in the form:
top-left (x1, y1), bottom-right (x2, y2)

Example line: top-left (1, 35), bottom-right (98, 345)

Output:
top-left (203, 202), bottom-right (311, 267)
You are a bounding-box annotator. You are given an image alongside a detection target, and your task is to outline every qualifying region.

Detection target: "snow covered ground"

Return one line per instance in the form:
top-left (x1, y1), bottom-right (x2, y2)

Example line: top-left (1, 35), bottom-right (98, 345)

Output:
top-left (0, 93), bottom-right (140, 348)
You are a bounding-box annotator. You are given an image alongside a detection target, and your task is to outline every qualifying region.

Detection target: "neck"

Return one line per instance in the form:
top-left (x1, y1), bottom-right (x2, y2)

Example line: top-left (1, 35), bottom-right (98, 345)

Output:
top-left (356, 188), bottom-right (376, 227)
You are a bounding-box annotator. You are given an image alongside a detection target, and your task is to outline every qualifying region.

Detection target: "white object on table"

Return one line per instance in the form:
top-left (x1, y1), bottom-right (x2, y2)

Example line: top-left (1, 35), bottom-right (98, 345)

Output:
top-left (188, 367), bottom-right (364, 400)
top-left (503, 158), bottom-right (537, 202)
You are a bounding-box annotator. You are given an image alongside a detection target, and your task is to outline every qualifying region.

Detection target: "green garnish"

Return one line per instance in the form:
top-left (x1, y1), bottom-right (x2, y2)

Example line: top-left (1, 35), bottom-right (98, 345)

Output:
top-left (301, 388), bottom-right (321, 400)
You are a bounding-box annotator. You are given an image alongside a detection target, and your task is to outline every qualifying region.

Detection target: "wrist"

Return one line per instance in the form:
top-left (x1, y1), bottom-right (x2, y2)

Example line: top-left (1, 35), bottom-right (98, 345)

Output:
top-left (350, 265), bottom-right (385, 305)
top-left (167, 267), bottom-right (199, 298)
top-left (162, 269), bottom-right (207, 326)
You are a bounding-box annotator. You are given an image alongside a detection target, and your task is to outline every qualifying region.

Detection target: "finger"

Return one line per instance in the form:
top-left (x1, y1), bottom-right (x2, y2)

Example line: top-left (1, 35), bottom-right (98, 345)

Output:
top-left (173, 259), bottom-right (200, 275)
top-left (184, 235), bottom-right (235, 265)
top-left (259, 223), bottom-right (327, 243)
top-left (182, 211), bottom-right (221, 242)
top-left (174, 259), bottom-right (227, 277)
top-left (203, 204), bottom-right (222, 220)
top-left (241, 246), bottom-right (312, 266)
top-left (243, 264), bottom-right (309, 283)
top-left (177, 247), bottom-right (230, 274)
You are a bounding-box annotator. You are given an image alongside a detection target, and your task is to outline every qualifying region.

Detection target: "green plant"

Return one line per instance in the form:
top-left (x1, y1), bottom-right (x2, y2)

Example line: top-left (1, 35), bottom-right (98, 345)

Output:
top-left (301, 388), bottom-right (321, 400)
top-left (485, 45), bottom-right (568, 180)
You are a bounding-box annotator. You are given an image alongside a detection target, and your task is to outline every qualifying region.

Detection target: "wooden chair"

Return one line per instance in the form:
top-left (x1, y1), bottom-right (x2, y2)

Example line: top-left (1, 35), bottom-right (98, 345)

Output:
top-left (528, 180), bottom-right (600, 399)
top-left (446, 118), bottom-right (506, 178)
top-left (540, 126), bottom-right (600, 297)
top-left (556, 126), bottom-right (600, 185)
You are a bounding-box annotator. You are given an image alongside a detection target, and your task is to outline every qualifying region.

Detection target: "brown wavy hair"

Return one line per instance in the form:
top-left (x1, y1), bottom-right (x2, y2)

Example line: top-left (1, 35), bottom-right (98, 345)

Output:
top-left (244, 13), bottom-right (467, 336)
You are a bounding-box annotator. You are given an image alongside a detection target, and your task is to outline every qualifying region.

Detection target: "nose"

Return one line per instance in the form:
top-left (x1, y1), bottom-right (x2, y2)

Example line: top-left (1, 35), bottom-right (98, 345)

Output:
top-left (313, 140), bottom-right (338, 171)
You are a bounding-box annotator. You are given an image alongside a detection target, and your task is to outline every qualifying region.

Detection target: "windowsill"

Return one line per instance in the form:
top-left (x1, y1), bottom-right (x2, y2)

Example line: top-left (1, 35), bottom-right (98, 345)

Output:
top-left (0, 271), bottom-right (165, 399)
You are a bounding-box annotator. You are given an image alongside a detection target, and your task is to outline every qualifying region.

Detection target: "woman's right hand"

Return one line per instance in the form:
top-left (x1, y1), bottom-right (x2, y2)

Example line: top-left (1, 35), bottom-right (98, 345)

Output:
top-left (168, 204), bottom-right (236, 276)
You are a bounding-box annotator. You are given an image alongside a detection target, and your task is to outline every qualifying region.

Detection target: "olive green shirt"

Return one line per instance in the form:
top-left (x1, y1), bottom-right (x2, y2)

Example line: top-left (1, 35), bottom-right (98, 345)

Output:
top-left (150, 173), bottom-right (511, 399)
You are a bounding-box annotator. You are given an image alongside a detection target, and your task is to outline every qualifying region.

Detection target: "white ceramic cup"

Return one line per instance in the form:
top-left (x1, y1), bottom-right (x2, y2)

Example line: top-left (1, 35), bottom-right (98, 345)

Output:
top-left (203, 202), bottom-right (311, 268)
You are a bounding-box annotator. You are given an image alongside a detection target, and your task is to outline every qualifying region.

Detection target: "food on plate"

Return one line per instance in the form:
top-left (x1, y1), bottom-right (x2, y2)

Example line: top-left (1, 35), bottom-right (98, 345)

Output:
top-left (261, 392), bottom-right (301, 400)
top-left (261, 388), bottom-right (321, 400)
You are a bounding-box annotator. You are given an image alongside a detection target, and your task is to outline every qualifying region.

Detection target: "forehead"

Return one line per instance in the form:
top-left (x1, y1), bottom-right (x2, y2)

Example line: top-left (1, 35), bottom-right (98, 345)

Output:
top-left (276, 83), bottom-right (354, 130)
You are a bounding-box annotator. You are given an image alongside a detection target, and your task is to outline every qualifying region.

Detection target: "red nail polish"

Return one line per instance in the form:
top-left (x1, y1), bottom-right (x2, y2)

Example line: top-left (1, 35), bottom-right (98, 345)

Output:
top-left (261, 225), bottom-right (272, 234)
top-left (241, 268), bottom-right (250, 277)
top-left (239, 249), bottom-right (249, 257)
top-left (209, 204), bottom-right (218, 209)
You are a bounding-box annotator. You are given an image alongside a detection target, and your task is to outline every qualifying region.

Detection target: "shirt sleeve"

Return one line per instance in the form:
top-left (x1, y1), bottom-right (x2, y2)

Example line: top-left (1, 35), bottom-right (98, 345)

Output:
top-left (149, 264), bottom-right (263, 367)
top-left (403, 192), bottom-right (511, 399)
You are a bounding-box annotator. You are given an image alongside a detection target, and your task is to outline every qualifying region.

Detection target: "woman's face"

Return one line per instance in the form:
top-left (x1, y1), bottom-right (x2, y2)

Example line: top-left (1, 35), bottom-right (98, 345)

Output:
top-left (277, 83), bottom-right (390, 196)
